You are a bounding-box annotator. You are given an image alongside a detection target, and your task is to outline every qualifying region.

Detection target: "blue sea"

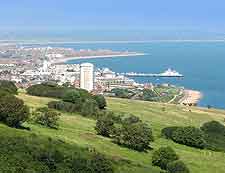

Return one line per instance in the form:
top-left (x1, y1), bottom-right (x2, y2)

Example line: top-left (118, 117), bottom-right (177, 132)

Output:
top-left (48, 42), bottom-right (225, 109)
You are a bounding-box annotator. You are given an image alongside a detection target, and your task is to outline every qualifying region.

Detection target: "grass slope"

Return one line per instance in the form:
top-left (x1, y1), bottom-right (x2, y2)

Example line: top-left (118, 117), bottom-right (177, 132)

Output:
top-left (13, 93), bottom-right (225, 173)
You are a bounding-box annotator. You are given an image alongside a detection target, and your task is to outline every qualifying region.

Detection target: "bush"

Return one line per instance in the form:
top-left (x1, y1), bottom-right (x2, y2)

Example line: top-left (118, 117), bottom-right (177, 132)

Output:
top-left (172, 126), bottom-right (206, 149)
top-left (71, 153), bottom-right (114, 173)
top-left (95, 115), bottom-right (115, 137)
top-left (201, 121), bottom-right (225, 152)
top-left (200, 121), bottom-right (225, 134)
top-left (161, 126), bottom-right (179, 139)
top-left (62, 90), bottom-right (82, 104)
top-left (0, 80), bottom-right (18, 95)
top-left (122, 115), bottom-right (141, 124)
top-left (81, 99), bottom-right (99, 117)
top-left (152, 147), bottom-right (179, 170)
top-left (114, 121), bottom-right (154, 151)
top-left (48, 101), bottom-right (79, 113)
top-left (167, 160), bottom-right (190, 173)
top-left (93, 95), bottom-right (107, 109)
top-left (34, 107), bottom-right (61, 129)
top-left (0, 95), bottom-right (29, 127)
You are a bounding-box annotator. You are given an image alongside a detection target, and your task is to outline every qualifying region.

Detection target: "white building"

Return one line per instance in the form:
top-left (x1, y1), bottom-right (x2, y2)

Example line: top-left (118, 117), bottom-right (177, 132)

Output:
top-left (80, 63), bottom-right (94, 92)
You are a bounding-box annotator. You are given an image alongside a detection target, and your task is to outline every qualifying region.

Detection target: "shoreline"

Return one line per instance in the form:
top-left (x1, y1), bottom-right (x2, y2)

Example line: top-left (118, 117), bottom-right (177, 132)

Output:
top-left (52, 53), bottom-right (146, 64)
top-left (179, 90), bottom-right (203, 105)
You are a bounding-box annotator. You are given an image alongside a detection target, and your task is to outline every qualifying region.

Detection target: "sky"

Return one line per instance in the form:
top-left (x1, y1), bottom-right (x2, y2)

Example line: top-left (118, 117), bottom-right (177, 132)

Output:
top-left (0, 0), bottom-right (225, 40)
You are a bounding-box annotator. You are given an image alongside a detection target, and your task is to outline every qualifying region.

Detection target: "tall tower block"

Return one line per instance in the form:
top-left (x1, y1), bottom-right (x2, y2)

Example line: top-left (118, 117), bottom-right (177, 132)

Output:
top-left (80, 63), bottom-right (94, 92)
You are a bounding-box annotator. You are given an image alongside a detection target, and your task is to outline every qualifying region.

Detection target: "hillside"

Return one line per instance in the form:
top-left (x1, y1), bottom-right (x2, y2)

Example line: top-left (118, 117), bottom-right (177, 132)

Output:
top-left (1, 92), bottom-right (225, 172)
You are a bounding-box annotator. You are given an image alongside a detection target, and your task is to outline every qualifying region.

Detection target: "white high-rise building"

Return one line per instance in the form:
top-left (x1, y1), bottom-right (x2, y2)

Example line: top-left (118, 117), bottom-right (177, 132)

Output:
top-left (80, 63), bottom-right (94, 91)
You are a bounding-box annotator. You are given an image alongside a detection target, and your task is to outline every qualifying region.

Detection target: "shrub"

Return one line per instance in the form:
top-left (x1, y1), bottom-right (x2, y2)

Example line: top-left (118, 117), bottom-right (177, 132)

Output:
top-left (34, 107), bottom-right (61, 129)
top-left (122, 115), bottom-right (141, 124)
top-left (93, 95), bottom-right (107, 109)
top-left (95, 115), bottom-right (115, 137)
top-left (161, 126), bottom-right (179, 139)
top-left (71, 153), bottom-right (114, 173)
top-left (0, 80), bottom-right (18, 95)
top-left (152, 147), bottom-right (179, 170)
top-left (48, 101), bottom-right (79, 113)
top-left (172, 126), bottom-right (206, 149)
top-left (114, 121), bottom-right (154, 151)
top-left (0, 95), bottom-right (29, 127)
top-left (62, 90), bottom-right (82, 104)
top-left (200, 121), bottom-right (225, 134)
top-left (167, 160), bottom-right (190, 173)
top-left (201, 121), bottom-right (225, 152)
top-left (81, 99), bottom-right (99, 117)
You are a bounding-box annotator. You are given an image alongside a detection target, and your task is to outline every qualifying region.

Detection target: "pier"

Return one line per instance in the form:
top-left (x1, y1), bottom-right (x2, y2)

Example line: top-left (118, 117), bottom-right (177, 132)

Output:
top-left (119, 69), bottom-right (184, 78)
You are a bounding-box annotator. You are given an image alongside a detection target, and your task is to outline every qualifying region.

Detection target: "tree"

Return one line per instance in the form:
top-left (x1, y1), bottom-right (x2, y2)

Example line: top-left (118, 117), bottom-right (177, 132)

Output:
top-left (200, 121), bottom-right (225, 134)
top-left (167, 160), bottom-right (190, 173)
top-left (172, 126), bottom-right (206, 149)
top-left (34, 107), bottom-right (61, 129)
top-left (93, 95), bottom-right (107, 109)
top-left (95, 115), bottom-right (114, 137)
top-left (114, 121), bottom-right (154, 151)
top-left (81, 99), bottom-right (99, 117)
top-left (0, 80), bottom-right (17, 95)
top-left (63, 90), bottom-right (82, 104)
top-left (0, 95), bottom-right (29, 127)
top-left (152, 147), bottom-right (179, 170)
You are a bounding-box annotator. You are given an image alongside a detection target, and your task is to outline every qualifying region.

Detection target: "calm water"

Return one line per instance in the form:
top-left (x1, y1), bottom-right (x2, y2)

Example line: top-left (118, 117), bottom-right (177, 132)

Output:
top-left (49, 42), bottom-right (225, 109)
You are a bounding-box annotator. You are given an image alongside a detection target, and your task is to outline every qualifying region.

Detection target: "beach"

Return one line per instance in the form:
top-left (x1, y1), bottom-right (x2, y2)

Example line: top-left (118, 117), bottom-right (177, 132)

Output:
top-left (52, 53), bottom-right (145, 64)
top-left (179, 90), bottom-right (203, 105)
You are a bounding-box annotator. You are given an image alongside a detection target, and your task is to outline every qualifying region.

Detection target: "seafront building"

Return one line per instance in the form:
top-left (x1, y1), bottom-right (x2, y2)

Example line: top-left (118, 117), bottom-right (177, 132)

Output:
top-left (80, 63), bottom-right (94, 92)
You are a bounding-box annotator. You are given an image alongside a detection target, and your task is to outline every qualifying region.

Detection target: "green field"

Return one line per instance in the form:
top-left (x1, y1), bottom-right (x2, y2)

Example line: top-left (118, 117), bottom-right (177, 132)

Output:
top-left (2, 92), bottom-right (224, 172)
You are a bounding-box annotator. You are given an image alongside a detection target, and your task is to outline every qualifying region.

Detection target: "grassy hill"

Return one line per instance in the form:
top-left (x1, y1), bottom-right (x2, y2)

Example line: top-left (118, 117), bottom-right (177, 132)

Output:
top-left (1, 92), bottom-right (224, 172)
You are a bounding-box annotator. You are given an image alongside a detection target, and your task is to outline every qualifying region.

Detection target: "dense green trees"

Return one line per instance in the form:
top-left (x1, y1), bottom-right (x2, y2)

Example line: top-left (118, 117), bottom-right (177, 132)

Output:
top-left (111, 88), bottom-right (134, 98)
top-left (0, 95), bottom-right (29, 127)
top-left (95, 114), bottom-right (115, 137)
top-left (0, 129), bottom-right (114, 173)
top-left (171, 126), bottom-right (206, 149)
top-left (161, 126), bottom-right (206, 149)
top-left (93, 95), bottom-right (107, 109)
top-left (200, 121), bottom-right (225, 152)
top-left (152, 147), bottom-right (189, 173)
top-left (0, 80), bottom-right (18, 95)
top-left (167, 160), bottom-right (190, 173)
top-left (95, 113), bottom-right (154, 152)
top-left (114, 121), bottom-right (153, 151)
top-left (152, 147), bottom-right (179, 170)
top-left (33, 107), bottom-right (61, 129)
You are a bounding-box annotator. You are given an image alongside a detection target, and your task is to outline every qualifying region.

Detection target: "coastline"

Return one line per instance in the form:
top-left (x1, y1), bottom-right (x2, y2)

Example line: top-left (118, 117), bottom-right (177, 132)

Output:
top-left (179, 90), bottom-right (203, 105)
top-left (52, 53), bottom-right (146, 64)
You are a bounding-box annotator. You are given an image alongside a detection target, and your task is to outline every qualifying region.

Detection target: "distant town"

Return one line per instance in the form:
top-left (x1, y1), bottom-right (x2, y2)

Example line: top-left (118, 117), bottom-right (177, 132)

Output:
top-left (0, 44), bottom-right (201, 105)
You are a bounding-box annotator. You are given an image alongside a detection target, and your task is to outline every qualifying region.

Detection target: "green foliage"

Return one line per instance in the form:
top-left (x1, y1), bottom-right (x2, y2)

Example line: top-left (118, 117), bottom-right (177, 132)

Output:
top-left (123, 115), bottom-right (141, 125)
top-left (0, 127), bottom-right (114, 173)
top-left (95, 114), bottom-right (115, 137)
top-left (167, 160), bottom-right (190, 173)
top-left (93, 95), bottom-right (107, 109)
top-left (33, 107), bottom-right (61, 129)
top-left (111, 88), bottom-right (134, 99)
top-left (114, 120), bottom-right (154, 151)
top-left (27, 83), bottom-right (65, 98)
top-left (0, 80), bottom-right (18, 95)
top-left (71, 153), bottom-right (114, 173)
top-left (172, 126), bottom-right (206, 149)
top-left (48, 101), bottom-right (81, 113)
top-left (0, 95), bottom-right (29, 127)
top-left (152, 147), bottom-right (179, 170)
top-left (200, 121), bottom-right (225, 134)
top-left (161, 126), bottom-right (179, 139)
top-left (63, 89), bottom-right (82, 104)
top-left (201, 121), bottom-right (225, 152)
top-left (142, 89), bottom-right (158, 101)
top-left (81, 99), bottom-right (99, 117)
